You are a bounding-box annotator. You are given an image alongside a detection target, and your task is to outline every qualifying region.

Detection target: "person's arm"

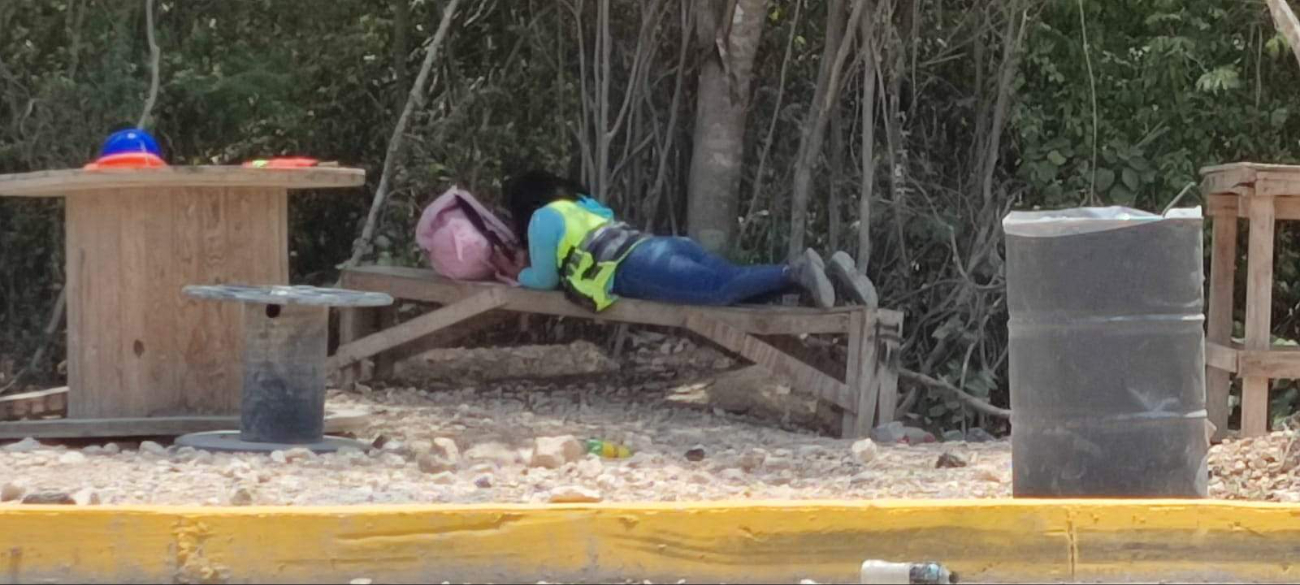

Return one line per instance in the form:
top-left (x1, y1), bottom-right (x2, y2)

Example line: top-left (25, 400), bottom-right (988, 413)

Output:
top-left (518, 206), bottom-right (564, 290)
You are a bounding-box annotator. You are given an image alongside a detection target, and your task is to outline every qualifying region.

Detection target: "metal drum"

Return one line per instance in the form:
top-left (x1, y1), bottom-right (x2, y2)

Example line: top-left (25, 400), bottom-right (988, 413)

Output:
top-left (1004, 207), bottom-right (1209, 498)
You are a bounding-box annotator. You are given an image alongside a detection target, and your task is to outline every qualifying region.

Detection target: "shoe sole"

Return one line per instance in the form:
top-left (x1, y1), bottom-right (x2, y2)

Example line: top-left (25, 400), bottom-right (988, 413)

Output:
top-left (801, 249), bottom-right (836, 309)
top-left (828, 251), bottom-right (879, 309)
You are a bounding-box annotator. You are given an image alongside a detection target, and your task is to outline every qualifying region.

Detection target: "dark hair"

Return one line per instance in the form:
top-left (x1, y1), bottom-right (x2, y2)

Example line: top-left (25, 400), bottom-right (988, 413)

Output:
top-left (503, 169), bottom-right (588, 246)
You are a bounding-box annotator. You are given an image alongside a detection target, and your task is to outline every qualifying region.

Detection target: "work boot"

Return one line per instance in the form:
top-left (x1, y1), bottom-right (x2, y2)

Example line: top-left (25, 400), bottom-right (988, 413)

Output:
top-left (787, 249), bottom-right (835, 309)
top-left (828, 251), bottom-right (879, 309)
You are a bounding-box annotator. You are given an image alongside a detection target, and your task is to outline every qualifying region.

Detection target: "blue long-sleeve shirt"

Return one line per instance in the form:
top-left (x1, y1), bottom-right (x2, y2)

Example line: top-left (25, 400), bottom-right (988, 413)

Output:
top-left (518, 197), bottom-right (614, 290)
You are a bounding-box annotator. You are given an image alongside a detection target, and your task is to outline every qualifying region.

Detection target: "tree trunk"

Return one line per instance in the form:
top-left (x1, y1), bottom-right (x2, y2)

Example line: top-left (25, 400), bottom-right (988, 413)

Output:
top-left (686, 0), bottom-right (767, 256)
top-left (858, 3), bottom-right (880, 274)
top-left (392, 0), bottom-right (410, 111)
top-left (787, 0), bottom-right (869, 261)
top-left (826, 0), bottom-right (848, 253)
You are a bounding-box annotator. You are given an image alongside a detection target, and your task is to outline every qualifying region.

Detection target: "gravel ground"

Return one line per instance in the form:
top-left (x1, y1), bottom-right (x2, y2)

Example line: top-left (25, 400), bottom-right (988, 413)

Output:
top-left (0, 339), bottom-right (1295, 507)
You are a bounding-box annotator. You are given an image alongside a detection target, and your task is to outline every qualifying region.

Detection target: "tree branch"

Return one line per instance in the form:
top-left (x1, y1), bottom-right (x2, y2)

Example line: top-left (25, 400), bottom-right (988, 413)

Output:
top-left (900, 368), bottom-right (1011, 419)
top-left (1267, 0), bottom-right (1300, 70)
top-left (342, 0), bottom-right (462, 271)
top-left (137, 0), bottom-right (161, 129)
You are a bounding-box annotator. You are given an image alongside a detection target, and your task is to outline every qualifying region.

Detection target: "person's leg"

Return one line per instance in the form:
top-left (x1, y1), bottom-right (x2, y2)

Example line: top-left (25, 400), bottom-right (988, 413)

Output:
top-left (613, 237), bottom-right (833, 306)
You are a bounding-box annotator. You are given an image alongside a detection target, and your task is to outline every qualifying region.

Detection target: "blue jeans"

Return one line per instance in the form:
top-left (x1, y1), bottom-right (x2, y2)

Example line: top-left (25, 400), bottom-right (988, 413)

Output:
top-left (611, 236), bottom-right (792, 306)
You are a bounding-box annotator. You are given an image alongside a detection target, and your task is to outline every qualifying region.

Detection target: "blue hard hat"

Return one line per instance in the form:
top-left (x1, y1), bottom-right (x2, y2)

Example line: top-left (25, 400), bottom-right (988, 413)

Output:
top-left (99, 128), bottom-right (163, 158)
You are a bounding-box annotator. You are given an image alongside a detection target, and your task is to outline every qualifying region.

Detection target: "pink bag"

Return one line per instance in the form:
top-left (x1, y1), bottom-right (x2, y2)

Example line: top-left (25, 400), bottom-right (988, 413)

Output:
top-left (415, 186), bottom-right (521, 282)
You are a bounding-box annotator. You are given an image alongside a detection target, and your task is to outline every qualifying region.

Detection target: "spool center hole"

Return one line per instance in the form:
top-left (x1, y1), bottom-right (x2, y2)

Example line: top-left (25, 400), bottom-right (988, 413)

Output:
top-left (266, 304), bottom-right (282, 318)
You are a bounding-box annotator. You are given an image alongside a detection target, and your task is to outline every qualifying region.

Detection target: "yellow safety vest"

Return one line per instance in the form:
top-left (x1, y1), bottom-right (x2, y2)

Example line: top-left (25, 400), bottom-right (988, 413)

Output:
top-left (548, 199), bottom-right (647, 312)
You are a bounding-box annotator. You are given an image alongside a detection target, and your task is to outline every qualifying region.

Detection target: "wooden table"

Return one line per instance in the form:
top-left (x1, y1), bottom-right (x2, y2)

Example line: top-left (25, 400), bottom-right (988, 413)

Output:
top-left (1202, 163), bottom-right (1300, 438)
top-left (0, 166), bottom-right (365, 439)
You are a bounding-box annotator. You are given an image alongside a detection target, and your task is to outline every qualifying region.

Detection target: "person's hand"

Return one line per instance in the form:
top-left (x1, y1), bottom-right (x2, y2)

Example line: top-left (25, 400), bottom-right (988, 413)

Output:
top-left (491, 250), bottom-right (527, 281)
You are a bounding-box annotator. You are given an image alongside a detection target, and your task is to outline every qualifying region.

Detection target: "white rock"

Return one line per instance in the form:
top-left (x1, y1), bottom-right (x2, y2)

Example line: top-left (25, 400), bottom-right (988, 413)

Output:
top-left (464, 442), bottom-right (519, 466)
top-left (382, 453), bottom-right (407, 467)
top-left (1, 482), bottom-right (25, 502)
top-left (284, 448), bottom-right (316, 463)
top-left (3, 438), bottom-right (43, 453)
top-left (82, 445), bottom-right (105, 456)
top-left (548, 486), bottom-right (602, 503)
top-left (59, 451), bottom-right (87, 465)
top-left (103, 442), bottom-right (121, 455)
top-left (739, 448), bottom-right (767, 471)
top-left (431, 437), bottom-right (460, 461)
top-left (418, 451), bottom-right (457, 474)
top-left (270, 450), bottom-right (288, 464)
top-left (229, 487), bottom-right (255, 506)
top-left (350, 579), bottom-right (373, 585)
top-left (974, 466), bottom-right (1005, 483)
top-left (720, 468), bottom-right (746, 482)
top-left (428, 471), bottom-right (456, 485)
top-left (851, 439), bottom-right (879, 464)
top-left (576, 457), bottom-right (603, 478)
top-left (72, 488), bottom-right (101, 506)
top-left (337, 446), bottom-right (365, 458)
top-left (139, 441), bottom-right (167, 456)
top-left (530, 435), bottom-right (585, 469)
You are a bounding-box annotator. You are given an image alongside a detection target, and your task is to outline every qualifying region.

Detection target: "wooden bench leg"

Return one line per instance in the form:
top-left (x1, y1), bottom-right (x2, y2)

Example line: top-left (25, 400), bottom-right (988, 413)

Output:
top-left (1243, 194), bottom-right (1276, 437)
top-left (1206, 214), bottom-right (1238, 442)
top-left (842, 311), bottom-right (873, 438)
top-left (869, 311), bottom-right (903, 428)
top-left (337, 305), bottom-right (381, 385)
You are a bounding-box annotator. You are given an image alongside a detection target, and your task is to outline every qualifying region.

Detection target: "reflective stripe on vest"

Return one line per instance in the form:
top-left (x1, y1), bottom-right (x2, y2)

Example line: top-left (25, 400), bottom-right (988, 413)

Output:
top-left (546, 200), bottom-right (648, 312)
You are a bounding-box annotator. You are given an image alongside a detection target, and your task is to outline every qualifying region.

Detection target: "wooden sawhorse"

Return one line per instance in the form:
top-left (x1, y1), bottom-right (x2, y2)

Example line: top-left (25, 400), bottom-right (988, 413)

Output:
top-left (332, 265), bottom-right (904, 438)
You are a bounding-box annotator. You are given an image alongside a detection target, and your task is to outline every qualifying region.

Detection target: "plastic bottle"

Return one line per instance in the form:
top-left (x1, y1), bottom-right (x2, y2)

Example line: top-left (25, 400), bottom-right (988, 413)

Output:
top-left (585, 439), bottom-right (632, 459)
top-left (859, 560), bottom-right (957, 584)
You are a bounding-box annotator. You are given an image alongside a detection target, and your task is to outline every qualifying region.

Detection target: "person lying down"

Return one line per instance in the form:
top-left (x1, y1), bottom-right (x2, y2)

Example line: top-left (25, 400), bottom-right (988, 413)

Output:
top-left (495, 169), bottom-right (874, 312)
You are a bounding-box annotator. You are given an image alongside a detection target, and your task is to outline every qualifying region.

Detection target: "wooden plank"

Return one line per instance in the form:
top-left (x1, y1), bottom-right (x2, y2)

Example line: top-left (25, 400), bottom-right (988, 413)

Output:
top-left (1238, 348), bottom-right (1300, 380)
top-left (1206, 192), bottom-right (1300, 220)
top-left (1205, 215), bottom-right (1239, 440)
top-left (1256, 174), bottom-right (1300, 197)
top-left (0, 387), bottom-right (69, 421)
top-left (0, 411), bottom-right (365, 440)
top-left (140, 188), bottom-right (182, 417)
top-left (684, 313), bottom-right (855, 411)
top-left (1242, 195), bottom-right (1276, 437)
top-left (328, 289), bottom-right (507, 371)
top-left (67, 190), bottom-right (125, 418)
top-left (841, 311), bottom-right (874, 438)
top-left (1201, 166), bottom-right (1258, 195)
top-left (336, 305), bottom-right (382, 385)
top-left (1205, 342), bottom-right (1239, 374)
top-left (0, 166), bottom-right (365, 198)
top-left (341, 265), bottom-right (860, 335)
top-left (869, 311), bottom-right (904, 426)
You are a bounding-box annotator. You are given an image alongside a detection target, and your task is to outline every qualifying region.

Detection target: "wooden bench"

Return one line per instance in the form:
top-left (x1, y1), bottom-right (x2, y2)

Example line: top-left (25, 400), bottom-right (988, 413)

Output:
top-left (334, 265), bottom-right (904, 438)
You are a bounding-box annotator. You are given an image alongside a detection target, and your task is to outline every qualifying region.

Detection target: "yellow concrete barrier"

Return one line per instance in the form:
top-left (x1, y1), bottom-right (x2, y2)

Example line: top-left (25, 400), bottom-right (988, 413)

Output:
top-left (2, 499), bottom-right (1299, 583)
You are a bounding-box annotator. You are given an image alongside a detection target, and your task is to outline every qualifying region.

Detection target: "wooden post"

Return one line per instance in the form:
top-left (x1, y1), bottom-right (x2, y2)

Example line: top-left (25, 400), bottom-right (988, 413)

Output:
top-left (841, 310), bottom-right (874, 437)
top-left (1242, 192), bottom-right (1276, 436)
top-left (1205, 213), bottom-right (1238, 441)
top-left (869, 310), bottom-right (903, 426)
